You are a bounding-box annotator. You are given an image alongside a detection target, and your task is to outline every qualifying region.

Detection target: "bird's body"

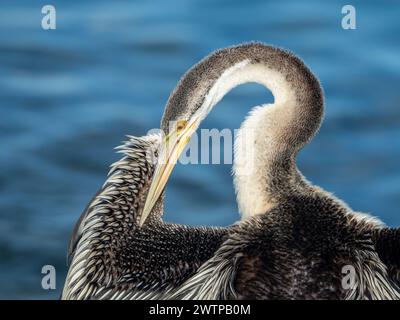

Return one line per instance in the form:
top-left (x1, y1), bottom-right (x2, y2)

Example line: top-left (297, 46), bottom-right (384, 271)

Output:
top-left (172, 194), bottom-right (400, 299)
top-left (62, 43), bottom-right (400, 300)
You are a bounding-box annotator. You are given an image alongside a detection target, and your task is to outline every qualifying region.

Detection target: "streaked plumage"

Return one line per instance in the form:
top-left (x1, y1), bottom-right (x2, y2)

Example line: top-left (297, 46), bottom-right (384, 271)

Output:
top-left (62, 135), bottom-right (229, 299)
top-left (63, 43), bottom-right (400, 300)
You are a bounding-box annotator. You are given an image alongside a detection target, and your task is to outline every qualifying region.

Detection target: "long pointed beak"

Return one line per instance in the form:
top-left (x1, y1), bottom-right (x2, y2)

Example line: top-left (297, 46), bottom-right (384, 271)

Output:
top-left (139, 119), bottom-right (198, 226)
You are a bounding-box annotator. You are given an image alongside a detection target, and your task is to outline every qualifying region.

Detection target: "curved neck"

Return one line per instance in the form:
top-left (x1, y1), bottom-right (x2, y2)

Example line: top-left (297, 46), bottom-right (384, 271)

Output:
top-left (162, 43), bottom-right (324, 218)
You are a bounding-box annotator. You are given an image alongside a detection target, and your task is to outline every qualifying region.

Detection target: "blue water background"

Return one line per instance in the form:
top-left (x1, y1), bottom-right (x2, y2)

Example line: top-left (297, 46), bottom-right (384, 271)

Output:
top-left (0, 0), bottom-right (399, 299)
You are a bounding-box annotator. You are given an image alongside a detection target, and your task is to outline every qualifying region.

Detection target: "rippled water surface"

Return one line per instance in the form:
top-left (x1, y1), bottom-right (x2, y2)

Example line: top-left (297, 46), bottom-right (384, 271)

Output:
top-left (0, 0), bottom-right (399, 299)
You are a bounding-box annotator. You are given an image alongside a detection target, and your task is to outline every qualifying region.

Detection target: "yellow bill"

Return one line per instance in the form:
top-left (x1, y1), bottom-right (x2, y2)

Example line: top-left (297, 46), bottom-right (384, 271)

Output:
top-left (139, 118), bottom-right (199, 226)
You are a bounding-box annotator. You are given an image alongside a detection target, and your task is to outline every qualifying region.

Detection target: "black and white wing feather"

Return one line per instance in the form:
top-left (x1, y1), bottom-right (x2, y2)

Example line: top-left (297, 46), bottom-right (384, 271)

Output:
top-left (373, 228), bottom-right (400, 286)
top-left (62, 134), bottom-right (228, 300)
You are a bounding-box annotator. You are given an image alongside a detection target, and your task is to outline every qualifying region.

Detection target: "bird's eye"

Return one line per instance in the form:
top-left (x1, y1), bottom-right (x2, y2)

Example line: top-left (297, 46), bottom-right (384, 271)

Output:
top-left (176, 120), bottom-right (188, 133)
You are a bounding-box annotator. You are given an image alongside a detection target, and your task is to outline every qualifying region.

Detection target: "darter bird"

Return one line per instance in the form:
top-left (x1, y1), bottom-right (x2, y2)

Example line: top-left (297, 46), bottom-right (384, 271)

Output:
top-left (62, 42), bottom-right (400, 300)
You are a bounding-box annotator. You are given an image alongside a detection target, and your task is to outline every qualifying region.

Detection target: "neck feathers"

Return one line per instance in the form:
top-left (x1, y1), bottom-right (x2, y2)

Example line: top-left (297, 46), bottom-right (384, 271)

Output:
top-left (163, 42), bottom-right (324, 218)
